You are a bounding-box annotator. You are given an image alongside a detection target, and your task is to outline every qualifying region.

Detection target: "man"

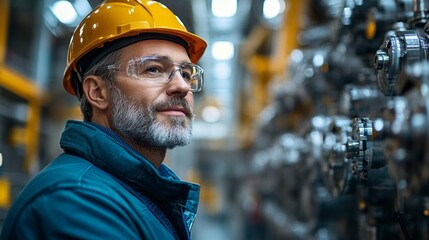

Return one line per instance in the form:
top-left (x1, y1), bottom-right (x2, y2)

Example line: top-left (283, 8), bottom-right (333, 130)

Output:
top-left (0, 0), bottom-right (207, 239)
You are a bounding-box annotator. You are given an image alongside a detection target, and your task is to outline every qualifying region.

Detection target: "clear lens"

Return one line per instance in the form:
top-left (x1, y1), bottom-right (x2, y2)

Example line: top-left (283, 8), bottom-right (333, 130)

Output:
top-left (126, 56), bottom-right (204, 92)
top-left (189, 65), bottom-right (203, 92)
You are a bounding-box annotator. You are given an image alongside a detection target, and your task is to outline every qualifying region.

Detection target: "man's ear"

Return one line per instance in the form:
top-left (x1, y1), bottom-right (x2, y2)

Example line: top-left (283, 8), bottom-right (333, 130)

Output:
top-left (82, 76), bottom-right (109, 110)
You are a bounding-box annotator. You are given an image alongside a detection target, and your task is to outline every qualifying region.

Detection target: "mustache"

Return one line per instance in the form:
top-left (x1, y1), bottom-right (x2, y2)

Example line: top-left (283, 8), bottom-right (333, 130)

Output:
top-left (152, 97), bottom-right (194, 118)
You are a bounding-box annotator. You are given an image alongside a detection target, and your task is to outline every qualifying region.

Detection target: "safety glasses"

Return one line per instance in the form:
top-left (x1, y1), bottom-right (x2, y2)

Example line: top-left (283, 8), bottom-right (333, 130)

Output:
top-left (102, 55), bottom-right (204, 92)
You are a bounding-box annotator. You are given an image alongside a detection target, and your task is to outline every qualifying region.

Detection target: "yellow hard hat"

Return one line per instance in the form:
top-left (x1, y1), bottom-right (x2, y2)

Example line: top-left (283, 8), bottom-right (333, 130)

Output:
top-left (63, 0), bottom-right (207, 96)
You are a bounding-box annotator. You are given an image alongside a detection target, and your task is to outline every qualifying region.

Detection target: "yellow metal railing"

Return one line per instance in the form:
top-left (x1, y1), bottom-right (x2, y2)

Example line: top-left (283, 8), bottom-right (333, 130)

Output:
top-left (0, 0), bottom-right (10, 209)
top-left (238, 0), bottom-right (306, 146)
top-left (0, 177), bottom-right (11, 208)
top-left (0, 0), bottom-right (8, 65)
top-left (270, 0), bottom-right (306, 75)
top-left (0, 0), bottom-right (43, 175)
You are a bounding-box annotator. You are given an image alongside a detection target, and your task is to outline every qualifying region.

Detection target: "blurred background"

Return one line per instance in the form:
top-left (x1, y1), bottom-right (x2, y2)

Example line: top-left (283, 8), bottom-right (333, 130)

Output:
top-left (2, 0), bottom-right (429, 239)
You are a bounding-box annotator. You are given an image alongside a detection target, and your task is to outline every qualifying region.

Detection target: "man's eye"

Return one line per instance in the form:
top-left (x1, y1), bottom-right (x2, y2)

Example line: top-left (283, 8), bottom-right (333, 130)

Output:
top-left (139, 62), bottom-right (165, 77)
top-left (181, 67), bottom-right (194, 81)
top-left (146, 66), bottom-right (162, 74)
top-left (181, 71), bottom-right (192, 81)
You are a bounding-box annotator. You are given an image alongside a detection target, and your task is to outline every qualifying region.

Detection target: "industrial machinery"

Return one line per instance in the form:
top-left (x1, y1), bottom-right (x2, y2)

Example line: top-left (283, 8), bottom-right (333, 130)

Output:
top-left (247, 0), bottom-right (429, 239)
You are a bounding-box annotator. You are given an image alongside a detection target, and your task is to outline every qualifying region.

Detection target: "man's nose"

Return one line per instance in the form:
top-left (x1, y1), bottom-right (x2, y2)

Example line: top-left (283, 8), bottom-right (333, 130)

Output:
top-left (166, 67), bottom-right (191, 95)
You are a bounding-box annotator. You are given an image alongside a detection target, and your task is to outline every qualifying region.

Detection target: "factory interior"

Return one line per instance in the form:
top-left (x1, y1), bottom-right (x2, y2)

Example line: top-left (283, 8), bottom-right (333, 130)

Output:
top-left (2, 0), bottom-right (429, 239)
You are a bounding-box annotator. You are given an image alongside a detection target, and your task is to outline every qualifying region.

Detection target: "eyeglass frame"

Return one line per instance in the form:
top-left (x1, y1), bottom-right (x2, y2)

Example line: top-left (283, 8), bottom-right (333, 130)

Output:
top-left (98, 55), bottom-right (204, 92)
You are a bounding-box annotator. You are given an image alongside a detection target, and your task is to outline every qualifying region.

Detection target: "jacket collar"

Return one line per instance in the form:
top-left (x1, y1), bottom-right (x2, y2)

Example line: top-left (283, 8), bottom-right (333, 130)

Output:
top-left (59, 120), bottom-right (199, 212)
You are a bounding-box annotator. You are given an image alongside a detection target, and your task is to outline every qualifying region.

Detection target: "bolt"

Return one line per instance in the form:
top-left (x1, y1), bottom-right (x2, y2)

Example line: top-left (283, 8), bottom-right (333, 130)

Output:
top-left (374, 50), bottom-right (389, 70)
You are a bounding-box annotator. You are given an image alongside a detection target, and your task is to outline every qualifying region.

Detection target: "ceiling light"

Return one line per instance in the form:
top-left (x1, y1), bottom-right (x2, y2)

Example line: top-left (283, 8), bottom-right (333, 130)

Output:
top-left (211, 0), bottom-right (237, 17)
top-left (51, 0), bottom-right (78, 25)
top-left (263, 0), bottom-right (286, 19)
top-left (212, 41), bottom-right (234, 60)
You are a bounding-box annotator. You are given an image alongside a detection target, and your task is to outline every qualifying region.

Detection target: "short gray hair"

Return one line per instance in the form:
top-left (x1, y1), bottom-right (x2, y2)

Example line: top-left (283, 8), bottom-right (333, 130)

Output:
top-left (79, 49), bottom-right (122, 122)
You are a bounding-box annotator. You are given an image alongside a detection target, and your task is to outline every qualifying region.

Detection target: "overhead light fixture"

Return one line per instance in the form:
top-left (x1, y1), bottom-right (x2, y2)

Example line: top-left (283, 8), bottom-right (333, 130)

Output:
top-left (212, 41), bottom-right (234, 60)
top-left (51, 0), bottom-right (78, 25)
top-left (211, 0), bottom-right (237, 17)
top-left (263, 0), bottom-right (286, 19)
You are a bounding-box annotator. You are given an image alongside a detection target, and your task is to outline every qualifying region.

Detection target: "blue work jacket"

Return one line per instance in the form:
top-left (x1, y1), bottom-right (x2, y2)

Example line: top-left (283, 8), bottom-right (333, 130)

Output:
top-left (0, 120), bottom-right (200, 240)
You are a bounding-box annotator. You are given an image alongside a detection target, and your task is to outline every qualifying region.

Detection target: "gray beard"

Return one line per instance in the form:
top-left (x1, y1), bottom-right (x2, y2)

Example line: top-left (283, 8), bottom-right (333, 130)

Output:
top-left (109, 87), bottom-right (194, 149)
